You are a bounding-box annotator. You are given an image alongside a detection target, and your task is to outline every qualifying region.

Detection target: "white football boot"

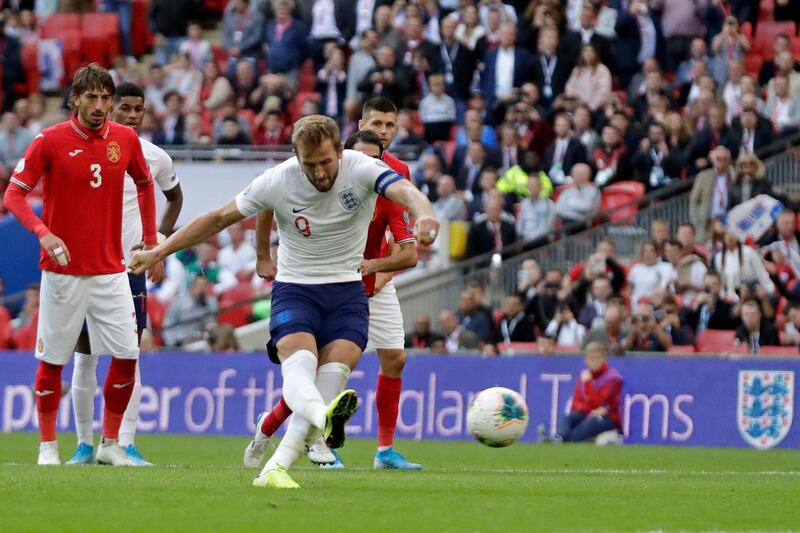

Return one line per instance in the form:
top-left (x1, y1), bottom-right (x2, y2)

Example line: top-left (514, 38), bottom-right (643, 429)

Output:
top-left (243, 411), bottom-right (272, 469)
top-left (96, 439), bottom-right (137, 466)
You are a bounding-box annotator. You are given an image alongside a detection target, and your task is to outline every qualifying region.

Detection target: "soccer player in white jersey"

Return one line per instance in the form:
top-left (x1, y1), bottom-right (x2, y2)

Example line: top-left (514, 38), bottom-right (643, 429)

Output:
top-left (128, 115), bottom-right (439, 488)
top-left (66, 82), bottom-right (183, 466)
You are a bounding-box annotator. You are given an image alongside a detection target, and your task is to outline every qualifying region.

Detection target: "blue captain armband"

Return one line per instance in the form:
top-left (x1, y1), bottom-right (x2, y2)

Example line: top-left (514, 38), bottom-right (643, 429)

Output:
top-left (374, 170), bottom-right (404, 197)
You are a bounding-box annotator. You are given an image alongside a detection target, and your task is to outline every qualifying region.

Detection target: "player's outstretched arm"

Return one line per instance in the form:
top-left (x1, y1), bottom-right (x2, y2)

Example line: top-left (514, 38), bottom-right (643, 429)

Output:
top-left (255, 209), bottom-right (277, 281)
top-left (382, 179), bottom-right (439, 245)
top-left (128, 199), bottom-right (246, 275)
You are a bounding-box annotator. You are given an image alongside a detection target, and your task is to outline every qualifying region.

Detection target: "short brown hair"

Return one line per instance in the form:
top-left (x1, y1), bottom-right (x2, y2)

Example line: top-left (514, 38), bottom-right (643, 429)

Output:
top-left (71, 63), bottom-right (115, 98)
top-left (291, 115), bottom-right (341, 151)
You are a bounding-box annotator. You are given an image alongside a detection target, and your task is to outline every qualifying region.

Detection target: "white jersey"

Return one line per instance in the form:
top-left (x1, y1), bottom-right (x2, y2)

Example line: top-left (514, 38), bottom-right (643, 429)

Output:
top-left (121, 138), bottom-right (179, 262)
top-left (235, 149), bottom-right (403, 284)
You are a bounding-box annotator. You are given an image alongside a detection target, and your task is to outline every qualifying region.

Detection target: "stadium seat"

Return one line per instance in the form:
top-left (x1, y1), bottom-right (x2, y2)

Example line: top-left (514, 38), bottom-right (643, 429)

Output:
top-left (758, 346), bottom-right (800, 356)
top-left (600, 181), bottom-right (644, 222)
top-left (696, 329), bottom-right (737, 353)
top-left (298, 59), bottom-right (316, 92)
top-left (744, 54), bottom-right (762, 77)
top-left (19, 43), bottom-right (40, 95)
top-left (291, 91), bottom-right (320, 121)
top-left (40, 13), bottom-right (80, 39)
top-left (132, 0), bottom-right (154, 56)
top-left (81, 13), bottom-right (120, 66)
top-left (217, 282), bottom-right (254, 328)
top-left (755, 21), bottom-right (797, 54)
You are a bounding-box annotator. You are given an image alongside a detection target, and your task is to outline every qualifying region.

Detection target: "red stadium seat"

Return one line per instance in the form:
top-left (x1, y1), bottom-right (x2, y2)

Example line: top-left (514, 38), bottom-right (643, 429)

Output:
top-left (41, 13), bottom-right (80, 39)
top-left (81, 13), bottom-right (120, 66)
top-left (20, 43), bottom-right (40, 95)
top-left (600, 181), bottom-right (644, 222)
top-left (696, 329), bottom-right (737, 353)
top-left (132, 0), bottom-right (154, 56)
top-left (217, 281), bottom-right (254, 328)
top-left (212, 45), bottom-right (228, 73)
top-left (291, 91), bottom-right (320, 121)
top-left (758, 346), bottom-right (800, 356)
top-left (754, 21), bottom-right (797, 55)
top-left (744, 53), bottom-right (762, 76)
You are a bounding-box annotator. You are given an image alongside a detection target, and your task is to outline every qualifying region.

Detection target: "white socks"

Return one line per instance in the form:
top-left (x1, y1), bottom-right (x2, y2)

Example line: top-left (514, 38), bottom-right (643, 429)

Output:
top-left (118, 362), bottom-right (142, 447)
top-left (72, 352), bottom-right (98, 446)
top-left (262, 361), bottom-right (351, 475)
top-left (71, 352), bottom-right (142, 447)
top-left (280, 350), bottom-right (327, 430)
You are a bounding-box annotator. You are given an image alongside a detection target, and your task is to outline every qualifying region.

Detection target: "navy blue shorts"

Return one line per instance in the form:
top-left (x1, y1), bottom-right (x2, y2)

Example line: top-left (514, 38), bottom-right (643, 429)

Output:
top-left (267, 281), bottom-right (369, 365)
top-left (80, 272), bottom-right (147, 335)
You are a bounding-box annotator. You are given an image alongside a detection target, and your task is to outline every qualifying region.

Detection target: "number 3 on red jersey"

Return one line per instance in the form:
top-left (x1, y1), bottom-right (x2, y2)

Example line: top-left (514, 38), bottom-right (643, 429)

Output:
top-left (89, 163), bottom-right (103, 188)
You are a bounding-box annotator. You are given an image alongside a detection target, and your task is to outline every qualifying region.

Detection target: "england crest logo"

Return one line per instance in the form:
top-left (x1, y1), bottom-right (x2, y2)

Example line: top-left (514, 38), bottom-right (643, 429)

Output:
top-left (737, 370), bottom-right (793, 449)
top-left (338, 187), bottom-right (361, 211)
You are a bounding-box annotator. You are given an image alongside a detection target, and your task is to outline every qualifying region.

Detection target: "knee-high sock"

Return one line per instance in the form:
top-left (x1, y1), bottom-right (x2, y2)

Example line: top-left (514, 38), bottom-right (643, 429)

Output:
top-left (71, 352), bottom-right (98, 446)
top-left (259, 396), bottom-right (292, 438)
top-left (35, 361), bottom-right (63, 443)
top-left (118, 361), bottom-right (142, 447)
top-left (262, 362), bottom-right (351, 474)
top-left (280, 350), bottom-right (326, 430)
top-left (376, 374), bottom-right (402, 449)
top-left (102, 358), bottom-right (137, 441)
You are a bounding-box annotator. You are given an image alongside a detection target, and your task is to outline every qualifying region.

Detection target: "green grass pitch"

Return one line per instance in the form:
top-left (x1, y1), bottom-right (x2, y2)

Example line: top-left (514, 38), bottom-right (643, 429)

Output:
top-left (1, 432), bottom-right (799, 533)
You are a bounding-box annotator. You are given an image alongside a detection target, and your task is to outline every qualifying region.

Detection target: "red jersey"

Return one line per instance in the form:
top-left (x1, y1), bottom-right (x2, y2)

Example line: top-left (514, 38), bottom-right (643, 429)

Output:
top-left (362, 151), bottom-right (415, 296)
top-left (7, 116), bottom-right (155, 275)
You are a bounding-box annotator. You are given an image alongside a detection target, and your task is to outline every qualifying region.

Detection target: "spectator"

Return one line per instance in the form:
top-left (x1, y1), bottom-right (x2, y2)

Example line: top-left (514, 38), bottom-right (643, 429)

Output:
top-left (222, 0), bottom-right (266, 72)
top-left (455, 3), bottom-right (485, 51)
top-left (537, 334), bottom-right (556, 356)
top-left (553, 342), bottom-right (623, 442)
top-left (439, 309), bottom-right (480, 353)
top-left (307, 0), bottom-right (347, 68)
top-left (564, 43), bottom-right (611, 111)
top-left (497, 124), bottom-right (521, 173)
top-left (455, 108), bottom-right (498, 149)
top-left (347, 29), bottom-right (378, 101)
top-left (9, 283), bottom-right (39, 350)
top-left (493, 294), bottom-right (537, 345)
top-left (516, 173), bottom-right (556, 243)
top-left (395, 14), bottom-right (438, 69)
top-left (545, 302), bottom-right (586, 346)
top-left (651, 219), bottom-right (671, 256)
top-left (184, 113), bottom-right (211, 145)
top-left (677, 222), bottom-right (708, 262)
top-left (0, 12), bottom-right (23, 111)
top-left (734, 299), bottom-right (780, 353)
top-left (432, 174), bottom-right (466, 222)
top-left (686, 102), bottom-right (729, 173)
top-left (530, 26), bottom-right (570, 110)
top-left (783, 304), bottom-right (800, 346)
top-left (265, 0), bottom-right (309, 87)
top-left (230, 60), bottom-right (258, 112)
top-left (655, 0), bottom-right (706, 72)
top-left (582, 302), bottom-right (627, 356)
top-left (728, 152), bottom-right (772, 209)
top-left (669, 234), bottom-right (708, 302)
top-left (198, 61), bottom-right (234, 112)
top-left (627, 241), bottom-right (673, 308)
top-left (149, 0), bottom-right (201, 66)
top-left (253, 109), bottom-right (290, 145)
top-left (144, 64), bottom-right (169, 114)
top-left (419, 73), bottom-right (456, 144)
top-left (315, 47), bottom-right (348, 121)
top-left (414, 151), bottom-right (444, 202)
top-left (217, 117), bottom-right (250, 145)
top-left (212, 101), bottom-right (252, 143)
top-left (713, 230), bottom-right (775, 299)
top-left (456, 141), bottom-right (493, 196)
top-left (438, 15), bottom-right (476, 115)
top-left (577, 277), bottom-right (614, 330)
top-left (721, 59), bottom-right (747, 122)
top-left (0, 111), bottom-right (33, 175)
top-left (593, 124), bottom-right (631, 187)
top-left (543, 113), bottom-right (588, 186)
top-left (554, 163), bottom-right (600, 227)
top-left (185, 242), bottom-right (237, 295)
top-left (166, 53), bottom-right (203, 104)
top-left (406, 313), bottom-right (435, 350)
top-left (759, 209), bottom-right (800, 253)
top-left (664, 110), bottom-right (692, 165)
top-left (21, 93), bottom-right (46, 137)
top-left (465, 195), bottom-right (516, 259)
top-left (390, 109), bottom-right (424, 147)
top-left (568, 241), bottom-right (628, 294)
top-left (658, 296), bottom-right (693, 346)
top-left (218, 222), bottom-right (256, 280)
top-left (614, 0), bottom-right (658, 90)
top-left (517, 258), bottom-right (543, 306)
top-left (157, 91), bottom-right (186, 145)
top-left (357, 45), bottom-right (412, 108)
top-left (690, 146), bottom-right (734, 243)
top-left (632, 122), bottom-right (682, 192)
top-left (686, 271), bottom-right (738, 334)
top-left (560, 3), bottom-right (613, 70)
top-left (725, 107), bottom-right (773, 160)
top-left (163, 275), bottom-right (218, 347)
top-left (138, 108), bottom-right (164, 144)
top-left (179, 20), bottom-right (212, 69)
top-left (480, 22), bottom-right (532, 118)
top-left (526, 268), bottom-right (564, 332)
top-left (710, 16), bottom-right (750, 84)
top-left (623, 302), bottom-right (673, 352)
top-left (572, 105), bottom-right (600, 155)
top-left (765, 74), bottom-right (800, 136)
top-left (758, 33), bottom-right (796, 87)
top-left (766, 51), bottom-right (800, 101)
top-left (676, 38), bottom-right (714, 88)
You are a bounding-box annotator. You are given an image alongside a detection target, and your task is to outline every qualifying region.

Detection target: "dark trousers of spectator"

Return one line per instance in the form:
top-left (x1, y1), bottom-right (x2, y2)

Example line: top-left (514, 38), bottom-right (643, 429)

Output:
top-left (665, 36), bottom-right (693, 73)
top-left (102, 0), bottom-right (133, 57)
top-left (556, 411), bottom-right (616, 442)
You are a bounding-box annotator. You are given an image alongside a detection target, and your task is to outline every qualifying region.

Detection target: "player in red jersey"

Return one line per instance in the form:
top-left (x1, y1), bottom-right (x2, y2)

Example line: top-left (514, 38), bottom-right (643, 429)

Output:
top-left (243, 98), bottom-right (422, 470)
top-left (2, 64), bottom-right (161, 466)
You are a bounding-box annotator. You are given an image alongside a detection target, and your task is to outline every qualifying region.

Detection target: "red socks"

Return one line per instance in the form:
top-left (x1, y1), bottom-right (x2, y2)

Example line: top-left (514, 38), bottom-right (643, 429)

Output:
top-left (376, 375), bottom-right (402, 448)
top-left (35, 361), bottom-right (63, 442)
top-left (102, 357), bottom-right (137, 440)
top-left (260, 396), bottom-right (292, 437)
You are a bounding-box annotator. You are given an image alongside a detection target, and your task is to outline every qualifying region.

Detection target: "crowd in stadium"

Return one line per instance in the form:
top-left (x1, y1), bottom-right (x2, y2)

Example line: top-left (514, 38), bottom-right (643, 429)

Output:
top-left (1, 0), bottom-right (800, 355)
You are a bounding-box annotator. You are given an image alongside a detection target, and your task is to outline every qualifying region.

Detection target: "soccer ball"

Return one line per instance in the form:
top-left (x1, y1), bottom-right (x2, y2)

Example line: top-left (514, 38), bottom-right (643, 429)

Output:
top-left (467, 387), bottom-right (529, 447)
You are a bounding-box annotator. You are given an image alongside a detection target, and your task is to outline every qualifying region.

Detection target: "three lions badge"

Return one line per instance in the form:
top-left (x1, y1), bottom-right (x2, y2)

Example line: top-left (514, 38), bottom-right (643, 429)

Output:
top-left (738, 370), bottom-right (793, 449)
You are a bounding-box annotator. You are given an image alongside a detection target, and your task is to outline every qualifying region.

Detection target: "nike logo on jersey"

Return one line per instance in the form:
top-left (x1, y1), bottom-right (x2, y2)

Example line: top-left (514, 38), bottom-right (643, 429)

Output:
top-left (68, 149), bottom-right (83, 157)
top-left (34, 390), bottom-right (54, 397)
top-left (292, 206), bottom-right (310, 213)
top-left (112, 380), bottom-right (136, 389)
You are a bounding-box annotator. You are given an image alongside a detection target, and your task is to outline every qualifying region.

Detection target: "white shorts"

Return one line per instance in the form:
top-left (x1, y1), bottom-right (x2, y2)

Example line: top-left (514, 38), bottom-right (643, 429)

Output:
top-left (35, 271), bottom-right (139, 365)
top-left (365, 279), bottom-right (405, 351)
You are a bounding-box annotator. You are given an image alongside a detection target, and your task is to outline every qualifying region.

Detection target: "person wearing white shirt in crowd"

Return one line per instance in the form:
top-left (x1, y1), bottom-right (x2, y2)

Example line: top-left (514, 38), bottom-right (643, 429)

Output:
top-left (713, 230), bottom-right (775, 299)
top-left (432, 174), bottom-right (467, 222)
top-left (722, 59), bottom-right (745, 124)
top-left (545, 302), bottom-right (586, 346)
top-left (627, 241), bottom-right (674, 308)
top-left (765, 74), bottom-right (800, 135)
top-left (767, 51), bottom-right (800, 101)
top-left (179, 21), bottom-right (212, 69)
top-left (555, 163), bottom-right (600, 226)
top-left (419, 73), bottom-right (456, 143)
top-left (516, 174), bottom-right (555, 243)
top-left (454, 4), bottom-right (485, 51)
top-left (218, 221), bottom-right (257, 280)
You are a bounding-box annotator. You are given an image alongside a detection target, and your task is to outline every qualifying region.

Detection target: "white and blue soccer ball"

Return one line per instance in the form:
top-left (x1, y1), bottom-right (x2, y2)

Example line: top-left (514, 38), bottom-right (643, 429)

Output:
top-left (467, 387), bottom-right (529, 448)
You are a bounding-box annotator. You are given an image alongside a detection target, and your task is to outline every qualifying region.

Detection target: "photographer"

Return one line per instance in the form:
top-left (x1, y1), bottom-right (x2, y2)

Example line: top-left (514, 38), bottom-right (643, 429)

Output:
top-left (622, 302), bottom-right (673, 352)
top-left (734, 299), bottom-right (780, 354)
top-left (526, 268), bottom-right (565, 332)
top-left (685, 272), bottom-right (739, 334)
top-left (544, 302), bottom-right (586, 346)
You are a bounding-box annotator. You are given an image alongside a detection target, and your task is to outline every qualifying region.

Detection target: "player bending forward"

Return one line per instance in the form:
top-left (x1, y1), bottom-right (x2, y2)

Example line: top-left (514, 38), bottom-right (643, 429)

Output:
top-left (3, 65), bottom-right (161, 466)
top-left (244, 98), bottom-right (422, 470)
top-left (129, 115), bottom-right (438, 488)
top-left (67, 82), bottom-right (183, 466)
